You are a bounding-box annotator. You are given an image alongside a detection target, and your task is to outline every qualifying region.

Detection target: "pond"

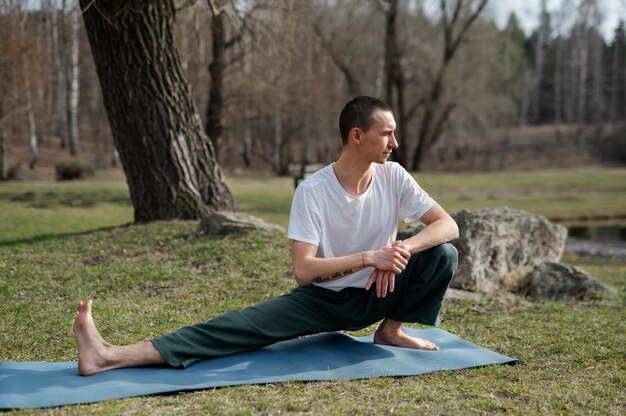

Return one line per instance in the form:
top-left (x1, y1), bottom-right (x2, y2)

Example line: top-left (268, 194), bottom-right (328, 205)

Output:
top-left (567, 223), bottom-right (626, 243)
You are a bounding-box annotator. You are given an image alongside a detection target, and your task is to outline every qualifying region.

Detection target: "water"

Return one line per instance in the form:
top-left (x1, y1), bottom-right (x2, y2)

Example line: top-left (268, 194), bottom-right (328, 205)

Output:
top-left (567, 224), bottom-right (626, 243)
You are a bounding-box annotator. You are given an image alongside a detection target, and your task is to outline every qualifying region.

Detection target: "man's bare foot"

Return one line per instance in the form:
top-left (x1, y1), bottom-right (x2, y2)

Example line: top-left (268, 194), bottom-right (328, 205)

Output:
top-left (73, 300), bottom-right (113, 376)
top-left (373, 319), bottom-right (439, 351)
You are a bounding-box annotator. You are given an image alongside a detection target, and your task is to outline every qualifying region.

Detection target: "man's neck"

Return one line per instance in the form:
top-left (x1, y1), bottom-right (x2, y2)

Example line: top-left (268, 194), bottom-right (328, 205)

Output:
top-left (333, 153), bottom-right (374, 196)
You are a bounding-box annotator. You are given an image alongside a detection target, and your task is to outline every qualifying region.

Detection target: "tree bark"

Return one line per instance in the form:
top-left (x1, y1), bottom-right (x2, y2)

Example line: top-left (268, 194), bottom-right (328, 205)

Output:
top-left (79, 0), bottom-right (235, 221)
top-left (205, 3), bottom-right (226, 158)
top-left (575, 29), bottom-right (588, 146)
top-left (530, 0), bottom-right (548, 124)
top-left (382, 0), bottom-right (408, 167)
top-left (554, 34), bottom-right (563, 140)
top-left (20, 12), bottom-right (39, 168)
top-left (57, 0), bottom-right (67, 147)
top-left (609, 29), bottom-right (619, 124)
top-left (27, 92), bottom-right (38, 169)
top-left (67, 0), bottom-right (80, 156)
top-left (0, 130), bottom-right (4, 180)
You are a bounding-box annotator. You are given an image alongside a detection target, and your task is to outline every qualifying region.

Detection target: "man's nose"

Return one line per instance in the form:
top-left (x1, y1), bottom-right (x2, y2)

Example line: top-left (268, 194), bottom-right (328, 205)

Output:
top-left (389, 134), bottom-right (399, 149)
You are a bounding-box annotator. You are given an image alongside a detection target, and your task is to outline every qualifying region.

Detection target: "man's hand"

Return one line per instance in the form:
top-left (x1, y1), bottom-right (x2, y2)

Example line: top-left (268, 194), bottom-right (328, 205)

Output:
top-left (364, 242), bottom-right (410, 298)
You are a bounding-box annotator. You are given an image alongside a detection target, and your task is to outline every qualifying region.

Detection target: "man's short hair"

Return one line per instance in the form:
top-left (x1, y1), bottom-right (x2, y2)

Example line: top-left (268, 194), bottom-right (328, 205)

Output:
top-left (339, 96), bottom-right (393, 144)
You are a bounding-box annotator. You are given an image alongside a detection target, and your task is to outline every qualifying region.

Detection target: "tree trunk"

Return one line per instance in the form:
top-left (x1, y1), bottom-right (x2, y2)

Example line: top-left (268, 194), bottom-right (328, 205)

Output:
top-left (242, 123), bottom-right (252, 167)
top-left (383, 0), bottom-right (397, 107)
top-left (205, 7), bottom-right (226, 158)
top-left (591, 29), bottom-right (604, 134)
top-left (576, 33), bottom-right (588, 146)
top-left (57, 0), bottom-right (67, 147)
top-left (67, 0), bottom-right (80, 156)
top-left (111, 147), bottom-right (119, 167)
top-left (0, 130), bottom-right (4, 180)
top-left (383, 0), bottom-right (407, 168)
top-left (609, 31), bottom-right (619, 124)
top-left (409, 0), bottom-right (488, 171)
top-left (530, 0), bottom-right (548, 124)
top-left (554, 36), bottom-right (563, 140)
top-left (394, 67), bottom-right (408, 167)
top-left (27, 95), bottom-right (38, 169)
top-left (411, 99), bottom-right (439, 171)
top-left (79, 0), bottom-right (235, 221)
top-left (273, 113), bottom-right (283, 174)
top-left (519, 72), bottom-right (531, 128)
top-left (20, 13), bottom-right (39, 168)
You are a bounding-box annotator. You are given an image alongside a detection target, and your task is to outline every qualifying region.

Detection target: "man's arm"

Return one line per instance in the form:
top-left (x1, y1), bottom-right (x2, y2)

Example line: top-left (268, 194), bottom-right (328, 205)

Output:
top-left (365, 203), bottom-right (458, 297)
top-left (291, 240), bottom-right (410, 286)
top-left (395, 203), bottom-right (459, 254)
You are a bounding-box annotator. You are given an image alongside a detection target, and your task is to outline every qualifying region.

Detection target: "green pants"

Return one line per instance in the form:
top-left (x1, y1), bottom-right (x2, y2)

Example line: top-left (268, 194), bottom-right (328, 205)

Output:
top-left (152, 243), bottom-right (458, 368)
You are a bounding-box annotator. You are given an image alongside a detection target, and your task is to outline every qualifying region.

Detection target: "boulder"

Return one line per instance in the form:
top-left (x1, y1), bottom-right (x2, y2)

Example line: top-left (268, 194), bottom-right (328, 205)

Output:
top-left (399, 207), bottom-right (567, 293)
top-left (451, 207), bottom-right (567, 293)
top-left (199, 211), bottom-right (285, 235)
top-left (522, 261), bottom-right (614, 301)
top-left (445, 288), bottom-right (483, 302)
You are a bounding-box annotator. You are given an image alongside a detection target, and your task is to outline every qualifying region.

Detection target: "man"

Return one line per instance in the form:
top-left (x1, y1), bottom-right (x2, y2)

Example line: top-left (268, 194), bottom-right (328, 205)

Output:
top-left (73, 96), bottom-right (459, 376)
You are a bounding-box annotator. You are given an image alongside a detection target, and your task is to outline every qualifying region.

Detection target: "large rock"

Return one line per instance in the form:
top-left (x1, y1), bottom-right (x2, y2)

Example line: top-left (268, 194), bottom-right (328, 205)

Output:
top-left (199, 211), bottom-right (285, 235)
top-left (522, 261), bottom-right (614, 300)
top-left (445, 288), bottom-right (483, 302)
top-left (450, 207), bottom-right (567, 292)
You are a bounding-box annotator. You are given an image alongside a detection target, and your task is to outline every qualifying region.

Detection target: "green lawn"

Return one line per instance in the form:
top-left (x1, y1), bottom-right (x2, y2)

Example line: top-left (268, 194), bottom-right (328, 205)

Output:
top-left (1, 168), bottom-right (625, 414)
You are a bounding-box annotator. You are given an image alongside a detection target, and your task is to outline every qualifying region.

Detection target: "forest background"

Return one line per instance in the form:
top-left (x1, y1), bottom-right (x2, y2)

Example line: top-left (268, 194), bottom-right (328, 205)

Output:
top-left (1, 0), bottom-right (625, 180)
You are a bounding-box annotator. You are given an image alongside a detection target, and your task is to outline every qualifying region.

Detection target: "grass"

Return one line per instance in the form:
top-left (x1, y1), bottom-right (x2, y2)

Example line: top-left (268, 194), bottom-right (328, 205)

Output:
top-left (1, 168), bottom-right (625, 415)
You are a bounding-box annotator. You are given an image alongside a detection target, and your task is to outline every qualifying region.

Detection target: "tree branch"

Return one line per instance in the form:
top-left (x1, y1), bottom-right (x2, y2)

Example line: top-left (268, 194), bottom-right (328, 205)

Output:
top-left (448, 0), bottom-right (489, 54)
top-left (310, 19), bottom-right (360, 95)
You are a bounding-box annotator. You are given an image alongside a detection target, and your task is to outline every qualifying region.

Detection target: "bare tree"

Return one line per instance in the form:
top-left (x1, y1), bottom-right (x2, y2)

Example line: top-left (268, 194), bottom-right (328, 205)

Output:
top-left (79, 0), bottom-right (234, 221)
top-left (0, 0), bottom-right (44, 178)
top-left (66, 0), bottom-right (79, 155)
top-left (411, 0), bottom-right (489, 170)
top-left (574, 4), bottom-right (590, 144)
top-left (204, 0), bottom-right (261, 159)
top-left (18, 11), bottom-right (39, 168)
top-left (609, 20), bottom-right (625, 123)
top-left (553, 8), bottom-right (565, 139)
top-left (588, 1), bottom-right (605, 135)
top-left (529, 0), bottom-right (550, 124)
top-left (377, 0), bottom-right (411, 167)
top-left (308, 0), bottom-right (375, 97)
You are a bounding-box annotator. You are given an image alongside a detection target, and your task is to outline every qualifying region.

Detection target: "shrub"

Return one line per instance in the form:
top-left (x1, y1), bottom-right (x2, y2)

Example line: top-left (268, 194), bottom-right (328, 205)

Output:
top-left (5, 163), bottom-right (21, 180)
top-left (56, 162), bottom-right (92, 181)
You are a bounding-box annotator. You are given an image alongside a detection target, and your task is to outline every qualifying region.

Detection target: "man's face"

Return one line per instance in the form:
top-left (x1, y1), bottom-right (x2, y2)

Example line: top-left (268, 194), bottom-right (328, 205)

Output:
top-left (358, 110), bottom-right (398, 164)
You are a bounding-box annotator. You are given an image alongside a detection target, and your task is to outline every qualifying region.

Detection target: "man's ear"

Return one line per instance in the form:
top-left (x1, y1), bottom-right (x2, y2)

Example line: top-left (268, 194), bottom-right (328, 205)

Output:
top-left (349, 127), bottom-right (362, 145)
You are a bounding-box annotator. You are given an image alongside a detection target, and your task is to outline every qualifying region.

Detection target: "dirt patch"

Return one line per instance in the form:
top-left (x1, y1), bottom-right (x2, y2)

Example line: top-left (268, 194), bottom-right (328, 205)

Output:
top-left (132, 282), bottom-right (177, 297)
top-left (10, 192), bottom-right (36, 202)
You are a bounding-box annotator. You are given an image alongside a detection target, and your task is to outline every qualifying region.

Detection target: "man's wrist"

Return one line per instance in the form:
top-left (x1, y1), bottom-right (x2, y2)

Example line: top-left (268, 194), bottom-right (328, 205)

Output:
top-left (393, 240), bottom-right (411, 253)
top-left (362, 251), bottom-right (372, 268)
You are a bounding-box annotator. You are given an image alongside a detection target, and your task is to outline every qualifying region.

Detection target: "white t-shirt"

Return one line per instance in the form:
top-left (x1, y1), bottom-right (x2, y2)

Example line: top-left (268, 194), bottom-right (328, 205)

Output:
top-left (287, 161), bottom-right (435, 291)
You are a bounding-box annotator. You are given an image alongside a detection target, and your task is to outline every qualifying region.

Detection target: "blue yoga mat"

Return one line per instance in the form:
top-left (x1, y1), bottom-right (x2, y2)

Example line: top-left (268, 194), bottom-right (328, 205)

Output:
top-left (0, 328), bottom-right (517, 409)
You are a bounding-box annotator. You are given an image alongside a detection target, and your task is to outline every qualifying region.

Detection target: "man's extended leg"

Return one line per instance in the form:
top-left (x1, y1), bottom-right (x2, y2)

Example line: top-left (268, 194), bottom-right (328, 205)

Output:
top-left (73, 300), bottom-right (165, 376)
top-left (369, 243), bottom-right (458, 351)
top-left (74, 284), bottom-right (352, 375)
top-left (150, 285), bottom-right (351, 368)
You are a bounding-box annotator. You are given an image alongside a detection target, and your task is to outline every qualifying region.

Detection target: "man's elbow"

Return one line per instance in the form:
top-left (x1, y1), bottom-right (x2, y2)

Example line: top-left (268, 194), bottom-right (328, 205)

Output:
top-left (448, 218), bottom-right (459, 240)
top-left (292, 266), bottom-right (309, 286)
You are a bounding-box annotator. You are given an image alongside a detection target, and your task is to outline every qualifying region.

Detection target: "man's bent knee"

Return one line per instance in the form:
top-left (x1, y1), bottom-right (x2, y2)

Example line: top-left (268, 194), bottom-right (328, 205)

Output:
top-left (429, 242), bottom-right (458, 271)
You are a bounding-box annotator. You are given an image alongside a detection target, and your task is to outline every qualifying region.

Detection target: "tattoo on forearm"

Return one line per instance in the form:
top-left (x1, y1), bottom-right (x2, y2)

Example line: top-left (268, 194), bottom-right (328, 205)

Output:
top-left (311, 268), bottom-right (353, 283)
